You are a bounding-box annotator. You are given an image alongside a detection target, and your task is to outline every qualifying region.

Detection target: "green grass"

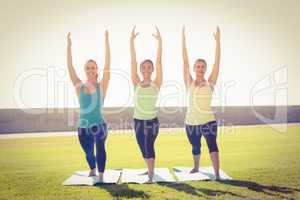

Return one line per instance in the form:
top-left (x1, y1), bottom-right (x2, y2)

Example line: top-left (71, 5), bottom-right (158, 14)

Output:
top-left (0, 124), bottom-right (300, 200)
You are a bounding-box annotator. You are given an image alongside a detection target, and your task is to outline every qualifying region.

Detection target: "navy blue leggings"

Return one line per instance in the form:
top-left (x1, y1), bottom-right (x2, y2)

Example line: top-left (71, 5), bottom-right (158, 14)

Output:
top-left (185, 120), bottom-right (219, 155)
top-left (78, 123), bottom-right (108, 173)
top-left (134, 118), bottom-right (160, 159)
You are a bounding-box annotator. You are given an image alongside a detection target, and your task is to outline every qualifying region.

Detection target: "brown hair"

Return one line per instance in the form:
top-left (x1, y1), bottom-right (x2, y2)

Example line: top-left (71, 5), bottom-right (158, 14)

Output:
top-left (140, 59), bottom-right (154, 68)
top-left (194, 58), bottom-right (207, 68)
top-left (84, 59), bottom-right (98, 69)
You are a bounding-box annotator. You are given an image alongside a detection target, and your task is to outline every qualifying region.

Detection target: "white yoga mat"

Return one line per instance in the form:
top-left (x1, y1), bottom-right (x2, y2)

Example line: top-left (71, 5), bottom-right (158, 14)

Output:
top-left (173, 166), bottom-right (232, 181)
top-left (121, 168), bottom-right (176, 184)
top-left (62, 169), bottom-right (121, 186)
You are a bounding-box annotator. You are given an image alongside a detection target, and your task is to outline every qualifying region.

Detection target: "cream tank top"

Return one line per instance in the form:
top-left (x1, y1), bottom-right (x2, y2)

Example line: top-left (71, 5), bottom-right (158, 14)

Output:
top-left (185, 82), bottom-right (216, 125)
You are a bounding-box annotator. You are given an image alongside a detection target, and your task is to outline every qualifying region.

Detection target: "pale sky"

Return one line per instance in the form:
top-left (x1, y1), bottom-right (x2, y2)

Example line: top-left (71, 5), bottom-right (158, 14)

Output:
top-left (0, 0), bottom-right (299, 108)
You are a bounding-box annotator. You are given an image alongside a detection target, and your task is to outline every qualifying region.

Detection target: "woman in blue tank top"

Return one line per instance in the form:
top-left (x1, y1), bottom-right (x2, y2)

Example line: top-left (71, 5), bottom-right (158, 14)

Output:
top-left (66, 31), bottom-right (110, 182)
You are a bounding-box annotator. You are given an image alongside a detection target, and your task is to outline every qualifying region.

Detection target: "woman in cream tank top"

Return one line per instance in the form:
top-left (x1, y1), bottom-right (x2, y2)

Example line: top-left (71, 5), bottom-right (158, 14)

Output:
top-left (182, 26), bottom-right (221, 180)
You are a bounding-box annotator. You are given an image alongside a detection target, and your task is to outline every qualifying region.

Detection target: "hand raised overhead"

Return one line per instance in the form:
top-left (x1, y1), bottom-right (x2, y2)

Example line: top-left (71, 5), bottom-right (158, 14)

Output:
top-left (213, 26), bottom-right (220, 41)
top-left (152, 26), bottom-right (162, 41)
top-left (104, 30), bottom-right (109, 38)
top-left (67, 32), bottom-right (72, 46)
top-left (131, 26), bottom-right (139, 41)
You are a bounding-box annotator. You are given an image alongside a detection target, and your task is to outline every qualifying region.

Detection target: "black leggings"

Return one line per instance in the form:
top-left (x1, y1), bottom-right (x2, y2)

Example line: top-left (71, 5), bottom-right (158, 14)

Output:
top-left (77, 123), bottom-right (108, 173)
top-left (185, 120), bottom-right (219, 155)
top-left (134, 118), bottom-right (160, 159)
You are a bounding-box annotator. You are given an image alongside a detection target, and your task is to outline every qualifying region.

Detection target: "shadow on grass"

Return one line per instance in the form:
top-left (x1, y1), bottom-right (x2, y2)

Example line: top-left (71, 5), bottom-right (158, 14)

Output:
top-left (218, 179), bottom-right (300, 197)
top-left (92, 179), bottom-right (299, 199)
top-left (158, 182), bottom-right (244, 198)
top-left (98, 184), bottom-right (150, 199)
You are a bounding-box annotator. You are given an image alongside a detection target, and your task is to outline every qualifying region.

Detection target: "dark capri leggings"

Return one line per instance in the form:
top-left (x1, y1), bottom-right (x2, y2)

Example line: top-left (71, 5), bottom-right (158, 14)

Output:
top-left (77, 123), bottom-right (108, 173)
top-left (134, 117), bottom-right (160, 159)
top-left (185, 120), bottom-right (219, 155)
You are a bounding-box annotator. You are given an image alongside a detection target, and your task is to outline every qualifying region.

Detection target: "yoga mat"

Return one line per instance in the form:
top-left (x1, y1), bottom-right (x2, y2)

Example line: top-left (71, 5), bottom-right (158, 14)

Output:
top-left (173, 166), bottom-right (232, 181)
top-left (121, 168), bottom-right (175, 184)
top-left (62, 169), bottom-right (121, 186)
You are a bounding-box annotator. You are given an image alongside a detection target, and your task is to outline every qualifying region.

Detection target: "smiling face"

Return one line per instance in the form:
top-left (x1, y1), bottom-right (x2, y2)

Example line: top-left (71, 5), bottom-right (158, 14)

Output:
top-left (193, 59), bottom-right (207, 77)
top-left (140, 59), bottom-right (154, 80)
top-left (84, 60), bottom-right (98, 80)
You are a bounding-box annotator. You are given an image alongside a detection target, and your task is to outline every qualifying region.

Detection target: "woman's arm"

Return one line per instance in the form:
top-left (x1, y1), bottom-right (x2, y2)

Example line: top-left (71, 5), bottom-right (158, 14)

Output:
top-left (208, 26), bottom-right (221, 87)
top-left (182, 27), bottom-right (193, 89)
top-left (153, 26), bottom-right (163, 89)
top-left (67, 33), bottom-right (81, 93)
top-left (100, 30), bottom-right (110, 100)
top-left (130, 26), bottom-right (141, 87)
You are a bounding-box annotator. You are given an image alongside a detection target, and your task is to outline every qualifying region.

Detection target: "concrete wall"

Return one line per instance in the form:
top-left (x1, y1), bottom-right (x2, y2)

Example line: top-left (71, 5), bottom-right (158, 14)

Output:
top-left (0, 106), bottom-right (299, 133)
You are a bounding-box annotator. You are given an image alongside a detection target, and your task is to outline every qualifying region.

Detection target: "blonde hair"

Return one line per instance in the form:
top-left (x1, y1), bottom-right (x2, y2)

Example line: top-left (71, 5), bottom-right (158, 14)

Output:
top-left (194, 58), bottom-right (207, 68)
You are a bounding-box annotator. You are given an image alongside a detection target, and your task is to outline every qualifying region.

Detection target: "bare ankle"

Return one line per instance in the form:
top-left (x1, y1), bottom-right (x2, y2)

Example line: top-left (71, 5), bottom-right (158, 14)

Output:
top-left (89, 169), bottom-right (96, 176)
top-left (98, 172), bottom-right (104, 182)
top-left (190, 168), bottom-right (199, 173)
top-left (146, 177), bottom-right (154, 184)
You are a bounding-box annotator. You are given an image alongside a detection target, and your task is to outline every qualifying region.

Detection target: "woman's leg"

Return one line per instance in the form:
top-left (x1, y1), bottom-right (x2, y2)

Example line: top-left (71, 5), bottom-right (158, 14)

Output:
top-left (191, 154), bottom-right (200, 173)
top-left (144, 119), bottom-right (159, 182)
top-left (146, 158), bottom-right (155, 182)
top-left (134, 119), bottom-right (150, 176)
top-left (210, 152), bottom-right (220, 179)
top-left (92, 123), bottom-right (108, 182)
top-left (202, 121), bottom-right (220, 179)
top-left (185, 125), bottom-right (202, 173)
top-left (78, 127), bottom-right (96, 176)
top-left (134, 119), bottom-right (147, 158)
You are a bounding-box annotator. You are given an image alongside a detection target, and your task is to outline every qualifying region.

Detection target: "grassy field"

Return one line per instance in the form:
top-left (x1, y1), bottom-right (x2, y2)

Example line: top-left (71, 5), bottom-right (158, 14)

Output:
top-left (0, 124), bottom-right (300, 200)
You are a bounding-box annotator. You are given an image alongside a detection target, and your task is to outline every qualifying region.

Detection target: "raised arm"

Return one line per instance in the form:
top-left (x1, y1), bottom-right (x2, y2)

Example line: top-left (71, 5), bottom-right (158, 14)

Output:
top-left (67, 32), bottom-right (81, 89)
top-left (100, 30), bottom-right (110, 100)
top-left (153, 26), bottom-right (163, 89)
top-left (208, 26), bottom-right (221, 87)
top-left (130, 26), bottom-right (141, 87)
top-left (182, 27), bottom-right (193, 89)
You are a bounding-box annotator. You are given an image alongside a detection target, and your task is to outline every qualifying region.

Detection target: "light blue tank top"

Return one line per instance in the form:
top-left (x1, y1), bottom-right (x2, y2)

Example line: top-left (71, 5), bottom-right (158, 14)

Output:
top-left (77, 83), bottom-right (104, 128)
